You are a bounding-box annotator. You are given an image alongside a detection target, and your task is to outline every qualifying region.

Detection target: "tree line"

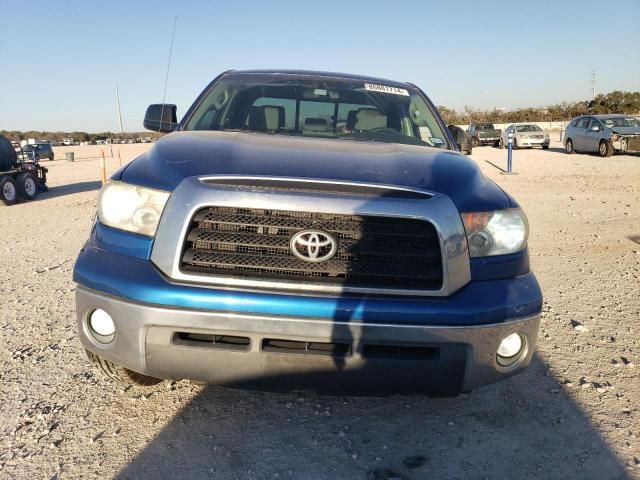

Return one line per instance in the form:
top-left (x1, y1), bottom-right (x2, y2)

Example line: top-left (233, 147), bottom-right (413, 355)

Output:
top-left (2, 91), bottom-right (639, 142)
top-left (438, 90), bottom-right (640, 125)
top-left (0, 130), bottom-right (162, 143)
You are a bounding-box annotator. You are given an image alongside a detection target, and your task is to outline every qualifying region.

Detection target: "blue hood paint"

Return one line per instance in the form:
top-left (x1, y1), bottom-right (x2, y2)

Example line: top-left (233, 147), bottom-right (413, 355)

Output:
top-left (119, 131), bottom-right (512, 212)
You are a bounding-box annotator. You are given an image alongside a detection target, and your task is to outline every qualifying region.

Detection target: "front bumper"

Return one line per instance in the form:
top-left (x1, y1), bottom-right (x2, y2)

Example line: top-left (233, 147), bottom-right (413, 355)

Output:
top-left (77, 286), bottom-right (539, 395)
top-left (518, 138), bottom-right (549, 147)
top-left (75, 240), bottom-right (542, 395)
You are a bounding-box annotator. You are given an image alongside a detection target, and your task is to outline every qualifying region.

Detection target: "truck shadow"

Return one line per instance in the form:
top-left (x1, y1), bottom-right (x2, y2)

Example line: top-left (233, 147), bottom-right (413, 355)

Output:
top-left (36, 180), bottom-right (101, 200)
top-left (114, 354), bottom-right (630, 480)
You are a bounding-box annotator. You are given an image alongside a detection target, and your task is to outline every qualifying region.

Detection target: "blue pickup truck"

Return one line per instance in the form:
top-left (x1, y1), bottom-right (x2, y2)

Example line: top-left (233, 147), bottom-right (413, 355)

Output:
top-left (73, 70), bottom-right (542, 395)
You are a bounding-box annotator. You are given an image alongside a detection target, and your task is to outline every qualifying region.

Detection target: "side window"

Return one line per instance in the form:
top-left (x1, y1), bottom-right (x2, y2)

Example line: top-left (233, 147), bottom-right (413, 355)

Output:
top-left (576, 118), bottom-right (589, 129)
top-left (588, 118), bottom-right (602, 130)
top-left (253, 97), bottom-right (296, 130)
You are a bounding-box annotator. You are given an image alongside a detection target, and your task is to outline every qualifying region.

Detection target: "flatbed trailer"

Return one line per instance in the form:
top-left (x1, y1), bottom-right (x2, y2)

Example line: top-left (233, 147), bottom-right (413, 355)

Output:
top-left (0, 162), bottom-right (48, 205)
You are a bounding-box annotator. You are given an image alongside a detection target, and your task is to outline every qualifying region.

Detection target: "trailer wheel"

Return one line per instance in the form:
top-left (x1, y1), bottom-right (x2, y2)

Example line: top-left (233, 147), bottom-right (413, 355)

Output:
top-left (17, 172), bottom-right (37, 201)
top-left (0, 177), bottom-right (18, 205)
top-left (85, 349), bottom-right (163, 387)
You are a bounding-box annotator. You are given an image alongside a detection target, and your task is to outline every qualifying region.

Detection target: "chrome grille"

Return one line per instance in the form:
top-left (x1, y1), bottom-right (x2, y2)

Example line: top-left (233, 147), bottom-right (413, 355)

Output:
top-left (180, 207), bottom-right (443, 289)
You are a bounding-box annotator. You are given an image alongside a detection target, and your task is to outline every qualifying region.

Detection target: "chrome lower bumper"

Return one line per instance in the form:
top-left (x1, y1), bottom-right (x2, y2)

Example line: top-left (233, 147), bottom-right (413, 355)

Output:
top-left (77, 286), bottom-right (540, 395)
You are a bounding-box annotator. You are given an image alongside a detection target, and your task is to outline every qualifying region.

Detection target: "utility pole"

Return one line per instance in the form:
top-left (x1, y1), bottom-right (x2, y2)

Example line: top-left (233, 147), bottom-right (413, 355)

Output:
top-left (115, 82), bottom-right (124, 135)
top-left (591, 70), bottom-right (596, 101)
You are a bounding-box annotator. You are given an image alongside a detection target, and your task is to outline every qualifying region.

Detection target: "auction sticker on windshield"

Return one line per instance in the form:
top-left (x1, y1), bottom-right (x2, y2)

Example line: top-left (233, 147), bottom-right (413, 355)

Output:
top-left (364, 83), bottom-right (409, 96)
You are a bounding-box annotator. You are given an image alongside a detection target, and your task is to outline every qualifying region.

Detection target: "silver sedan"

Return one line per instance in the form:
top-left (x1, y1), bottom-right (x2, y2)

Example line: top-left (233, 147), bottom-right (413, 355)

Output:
top-left (499, 124), bottom-right (550, 149)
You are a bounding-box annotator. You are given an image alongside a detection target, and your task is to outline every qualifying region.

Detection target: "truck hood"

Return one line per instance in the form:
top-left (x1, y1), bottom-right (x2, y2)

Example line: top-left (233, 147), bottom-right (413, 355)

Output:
top-left (119, 131), bottom-right (513, 211)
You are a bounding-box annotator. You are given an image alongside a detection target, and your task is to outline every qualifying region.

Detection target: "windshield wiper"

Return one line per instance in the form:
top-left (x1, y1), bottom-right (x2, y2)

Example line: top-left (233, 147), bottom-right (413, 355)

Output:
top-left (338, 135), bottom-right (393, 144)
top-left (219, 128), bottom-right (277, 135)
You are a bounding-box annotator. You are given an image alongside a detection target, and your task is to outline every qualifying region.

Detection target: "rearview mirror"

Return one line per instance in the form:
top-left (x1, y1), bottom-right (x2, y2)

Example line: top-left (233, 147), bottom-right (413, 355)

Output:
top-left (144, 104), bottom-right (178, 133)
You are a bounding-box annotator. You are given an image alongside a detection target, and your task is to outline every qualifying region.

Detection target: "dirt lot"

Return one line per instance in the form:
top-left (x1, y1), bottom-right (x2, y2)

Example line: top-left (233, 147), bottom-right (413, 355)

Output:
top-left (1, 141), bottom-right (639, 480)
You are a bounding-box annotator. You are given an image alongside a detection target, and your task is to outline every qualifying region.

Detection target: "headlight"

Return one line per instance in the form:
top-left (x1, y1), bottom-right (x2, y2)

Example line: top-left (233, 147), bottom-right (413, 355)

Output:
top-left (98, 181), bottom-right (170, 236)
top-left (461, 209), bottom-right (528, 257)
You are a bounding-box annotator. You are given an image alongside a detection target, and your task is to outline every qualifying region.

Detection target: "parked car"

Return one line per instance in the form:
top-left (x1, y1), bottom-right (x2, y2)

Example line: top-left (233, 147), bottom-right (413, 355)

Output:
top-left (499, 124), bottom-right (549, 149)
top-left (73, 69), bottom-right (542, 396)
top-left (448, 124), bottom-right (472, 154)
top-left (467, 123), bottom-right (501, 147)
top-left (22, 143), bottom-right (55, 161)
top-left (564, 114), bottom-right (640, 157)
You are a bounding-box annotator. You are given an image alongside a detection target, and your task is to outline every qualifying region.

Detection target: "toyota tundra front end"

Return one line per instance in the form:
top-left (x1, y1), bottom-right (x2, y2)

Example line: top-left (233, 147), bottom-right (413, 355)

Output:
top-left (74, 70), bottom-right (542, 395)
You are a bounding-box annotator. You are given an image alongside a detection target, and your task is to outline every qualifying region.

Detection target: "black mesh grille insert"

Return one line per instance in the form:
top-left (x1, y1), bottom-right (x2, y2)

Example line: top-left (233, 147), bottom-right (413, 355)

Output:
top-left (180, 207), bottom-right (443, 289)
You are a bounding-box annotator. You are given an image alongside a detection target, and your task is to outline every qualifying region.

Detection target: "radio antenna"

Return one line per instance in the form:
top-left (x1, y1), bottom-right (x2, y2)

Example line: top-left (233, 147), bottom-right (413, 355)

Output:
top-left (160, 16), bottom-right (178, 130)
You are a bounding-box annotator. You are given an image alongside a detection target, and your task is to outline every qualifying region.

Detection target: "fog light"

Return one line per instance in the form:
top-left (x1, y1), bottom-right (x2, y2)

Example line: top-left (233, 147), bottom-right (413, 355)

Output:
top-left (89, 309), bottom-right (115, 338)
top-left (496, 333), bottom-right (525, 367)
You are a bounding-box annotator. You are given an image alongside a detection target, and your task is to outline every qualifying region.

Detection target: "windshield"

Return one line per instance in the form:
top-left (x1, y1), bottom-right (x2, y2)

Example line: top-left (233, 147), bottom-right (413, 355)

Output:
top-left (516, 125), bottom-right (543, 132)
top-left (600, 116), bottom-right (640, 128)
top-left (183, 74), bottom-right (450, 149)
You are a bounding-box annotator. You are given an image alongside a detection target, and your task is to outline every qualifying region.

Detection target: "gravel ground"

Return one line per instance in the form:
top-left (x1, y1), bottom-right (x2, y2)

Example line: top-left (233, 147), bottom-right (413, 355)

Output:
top-left (0, 141), bottom-right (638, 480)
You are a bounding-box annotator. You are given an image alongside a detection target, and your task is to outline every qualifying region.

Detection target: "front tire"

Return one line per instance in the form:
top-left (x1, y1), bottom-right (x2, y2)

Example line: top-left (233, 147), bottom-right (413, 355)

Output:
top-left (0, 177), bottom-right (18, 205)
top-left (86, 350), bottom-right (163, 386)
top-left (599, 140), bottom-right (614, 157)
top-left (16, 172), bottom-right (37, 201)
top-left (565, 139), bottom-right (575, 154)
top-left (512, 139), bottom-right (518, 150)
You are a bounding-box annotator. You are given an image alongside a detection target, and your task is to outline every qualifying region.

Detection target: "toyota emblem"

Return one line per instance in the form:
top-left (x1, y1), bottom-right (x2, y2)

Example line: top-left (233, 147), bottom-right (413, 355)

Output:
top-left (290, 230), bottom-right (337, 263)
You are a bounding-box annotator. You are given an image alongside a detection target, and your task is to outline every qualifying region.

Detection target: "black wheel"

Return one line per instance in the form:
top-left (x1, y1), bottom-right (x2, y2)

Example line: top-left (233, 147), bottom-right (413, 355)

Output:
top-left (86, 349), bottom-right (163, 386)
top-left (493, 140), bottom-right (500, 148)
top-left (34, 154), bottom-right (40, 162)
top-left (16, 172), bottom-right (37, 201)
top-left (512, 139), bottom-right (518, 150)
top-left (50, 154), bottom-right (55, 161)
top-left (0, 177), bottom-right (18, 205)
top-left (598, 140), bottom-right (614, 157)
top-left (565, 138), bottom-right (575, 154)
top-left (499, 138), bottom-right (505, 149)
top-left (542, 145), bottom-right (549, 150)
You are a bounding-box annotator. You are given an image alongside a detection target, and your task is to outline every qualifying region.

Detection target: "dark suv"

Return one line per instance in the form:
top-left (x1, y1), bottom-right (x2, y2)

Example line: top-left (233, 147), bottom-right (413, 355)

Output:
top-left (22, 143), bottom-right (54, 161)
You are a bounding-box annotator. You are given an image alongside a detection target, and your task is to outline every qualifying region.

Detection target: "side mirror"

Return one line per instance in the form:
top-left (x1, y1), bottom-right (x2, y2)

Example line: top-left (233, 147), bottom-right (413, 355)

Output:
top-left (144, 104), bottom-right (178, 133)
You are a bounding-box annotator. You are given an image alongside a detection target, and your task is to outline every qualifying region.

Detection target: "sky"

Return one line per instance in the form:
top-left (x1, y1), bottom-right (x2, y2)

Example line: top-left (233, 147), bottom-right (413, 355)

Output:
top-left (1, 0), bottom-right (639, 132)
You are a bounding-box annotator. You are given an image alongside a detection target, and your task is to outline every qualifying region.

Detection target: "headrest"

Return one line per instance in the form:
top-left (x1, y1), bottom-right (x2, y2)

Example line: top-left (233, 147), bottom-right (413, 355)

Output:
top-left (247, 105), bottom-right (285, 130)
top-left (346, 110), bottom-right (358, 130)
top-left (354, 108), bottom-right (387, 130)
top-left (303, 118), bottom-right (329, 132)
